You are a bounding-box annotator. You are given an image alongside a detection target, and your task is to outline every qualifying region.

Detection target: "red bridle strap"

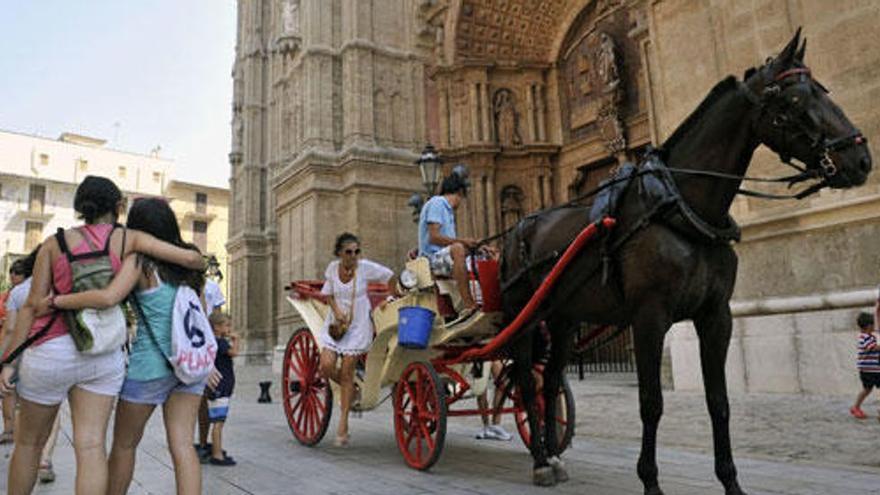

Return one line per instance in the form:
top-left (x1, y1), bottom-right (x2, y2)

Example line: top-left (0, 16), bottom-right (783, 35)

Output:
top-left (774, 67), bottom-right (811, 82)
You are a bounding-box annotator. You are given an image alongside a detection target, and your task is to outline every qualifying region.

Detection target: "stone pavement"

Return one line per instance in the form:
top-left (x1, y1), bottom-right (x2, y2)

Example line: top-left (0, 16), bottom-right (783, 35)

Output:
top-left (3, 366), bottom-right (880, 494)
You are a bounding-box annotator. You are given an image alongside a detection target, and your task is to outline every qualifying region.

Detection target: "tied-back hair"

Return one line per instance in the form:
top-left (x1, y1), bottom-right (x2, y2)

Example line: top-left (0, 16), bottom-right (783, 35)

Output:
top-left (333, 232), bottom-right (360, 256)
top-left (74, 176), bottom-right (123, 224)
top-left (127, 198), bottom-right (205, 293)
top-left (10, 244), bottom-right (41, 278)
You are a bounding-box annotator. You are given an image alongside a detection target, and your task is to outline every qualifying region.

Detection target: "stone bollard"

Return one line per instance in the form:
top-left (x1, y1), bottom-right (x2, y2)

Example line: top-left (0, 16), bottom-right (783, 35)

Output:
top-left (258, 381), bottom-right (272, 403)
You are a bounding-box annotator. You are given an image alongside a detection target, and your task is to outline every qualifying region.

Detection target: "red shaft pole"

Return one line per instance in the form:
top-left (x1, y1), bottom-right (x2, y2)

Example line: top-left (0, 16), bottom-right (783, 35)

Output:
top-left (456, 216), bottom-right (616, 362)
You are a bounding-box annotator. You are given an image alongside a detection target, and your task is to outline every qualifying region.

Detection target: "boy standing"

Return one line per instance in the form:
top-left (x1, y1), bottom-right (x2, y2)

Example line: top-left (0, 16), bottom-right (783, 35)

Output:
top-left (207, 312), bottom-right (239, 465)
top-left (851, 312), bottom-right (879, 419)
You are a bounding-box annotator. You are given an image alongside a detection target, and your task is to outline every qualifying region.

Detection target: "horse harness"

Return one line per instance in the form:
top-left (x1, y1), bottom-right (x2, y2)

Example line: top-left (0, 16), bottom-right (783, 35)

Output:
top-left (746, 66), bottom-right (866, 188)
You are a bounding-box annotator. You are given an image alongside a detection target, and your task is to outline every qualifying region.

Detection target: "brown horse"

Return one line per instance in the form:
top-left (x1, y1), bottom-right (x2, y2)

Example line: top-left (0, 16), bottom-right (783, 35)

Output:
top-left (500, 29), bottom-right (871, 494)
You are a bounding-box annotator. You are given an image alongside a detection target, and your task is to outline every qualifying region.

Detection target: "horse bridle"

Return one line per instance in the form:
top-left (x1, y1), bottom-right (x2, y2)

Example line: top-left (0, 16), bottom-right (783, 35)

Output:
top-left (754, 66), bottom-right (866, 181)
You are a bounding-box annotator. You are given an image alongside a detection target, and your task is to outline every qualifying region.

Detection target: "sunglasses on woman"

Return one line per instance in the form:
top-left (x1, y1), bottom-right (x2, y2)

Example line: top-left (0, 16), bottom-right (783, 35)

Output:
top-left (343, 248), bottom-right (361, 256)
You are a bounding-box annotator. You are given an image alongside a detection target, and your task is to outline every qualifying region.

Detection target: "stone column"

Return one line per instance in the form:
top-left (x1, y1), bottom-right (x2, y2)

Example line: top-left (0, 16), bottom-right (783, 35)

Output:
top-left (536, 84), bottom-right (547, 142)
top-left (470, 83), bottom-right (481, 144)
top-left (486, 168), bottom-right (498, 236)
top-left (481, 83), bottom-right (492, 142)
top-left (526, 83), bottom-right (536, 143)
top-left (542, 168), bottom-right (553, 207)
top-left (341, 0), bottom-right (374, 147)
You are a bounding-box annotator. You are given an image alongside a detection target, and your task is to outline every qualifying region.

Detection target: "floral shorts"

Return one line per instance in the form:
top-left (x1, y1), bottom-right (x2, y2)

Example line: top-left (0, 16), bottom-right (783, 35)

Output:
top-left (427, 247), bottom-right (454, 277)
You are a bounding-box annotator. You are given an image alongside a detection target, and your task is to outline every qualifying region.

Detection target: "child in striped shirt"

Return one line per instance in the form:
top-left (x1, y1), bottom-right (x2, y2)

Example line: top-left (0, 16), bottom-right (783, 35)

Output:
top-left (851, 312), bottom-right (879, 419)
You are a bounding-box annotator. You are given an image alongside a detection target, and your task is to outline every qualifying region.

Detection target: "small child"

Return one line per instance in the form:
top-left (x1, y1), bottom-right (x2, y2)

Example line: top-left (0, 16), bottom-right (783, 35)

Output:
top-left (851, 312), bottom-right (879, 419)
top-left (207, 312), bottom-right (239, 465)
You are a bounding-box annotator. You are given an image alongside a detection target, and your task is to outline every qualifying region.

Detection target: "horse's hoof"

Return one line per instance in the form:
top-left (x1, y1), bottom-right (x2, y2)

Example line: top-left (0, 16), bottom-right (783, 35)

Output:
top-left (644, 487), bottom-right (665, 495)
top-left (548, 457), bottom-right (569, 483)
top-left (725, 484), bottom-right (747, 495)
top-left (533, 466), bottom-right (557, 487)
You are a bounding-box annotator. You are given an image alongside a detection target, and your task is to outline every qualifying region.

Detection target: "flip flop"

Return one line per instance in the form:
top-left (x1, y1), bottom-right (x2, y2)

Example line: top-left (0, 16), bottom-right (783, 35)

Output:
top-left (0, 431), bottom-right (13, 444)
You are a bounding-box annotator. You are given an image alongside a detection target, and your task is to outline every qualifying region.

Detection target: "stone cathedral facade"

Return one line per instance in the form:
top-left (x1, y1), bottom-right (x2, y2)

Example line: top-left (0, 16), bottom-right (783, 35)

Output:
top-left (231, 0), bottom-right (880, 395)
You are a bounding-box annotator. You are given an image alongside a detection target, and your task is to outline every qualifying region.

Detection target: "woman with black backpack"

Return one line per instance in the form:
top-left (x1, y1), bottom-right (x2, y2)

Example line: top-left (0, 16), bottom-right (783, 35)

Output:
top-left (0, 177), bottom-right (204, 495)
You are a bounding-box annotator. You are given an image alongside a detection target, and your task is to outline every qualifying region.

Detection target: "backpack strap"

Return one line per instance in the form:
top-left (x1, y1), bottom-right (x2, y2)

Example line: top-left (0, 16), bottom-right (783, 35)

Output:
top-left (54, 228), bottom-right (74, 263)
top-left (1, 314), bottom-right (58, 367)
top-left (129, 292), bottom-right (175, 372)
top-left (79, 226), bottom-right (100, 252)
top-left (119, 225), bottom-right (127, 259)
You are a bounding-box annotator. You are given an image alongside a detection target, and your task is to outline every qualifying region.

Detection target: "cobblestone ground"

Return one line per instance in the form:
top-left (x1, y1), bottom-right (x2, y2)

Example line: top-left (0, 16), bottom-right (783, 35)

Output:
top-left (3, 366), bottom-right (879, 494)
top-left (574, 373), bottom-right (880, 468)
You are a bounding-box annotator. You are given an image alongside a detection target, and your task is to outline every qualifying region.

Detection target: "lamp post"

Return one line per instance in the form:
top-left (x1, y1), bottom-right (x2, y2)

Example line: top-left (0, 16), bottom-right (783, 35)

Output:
top-left (410, 144), bottom-right (443, 221)
top-left (416, 144), bottom-right (442, 197)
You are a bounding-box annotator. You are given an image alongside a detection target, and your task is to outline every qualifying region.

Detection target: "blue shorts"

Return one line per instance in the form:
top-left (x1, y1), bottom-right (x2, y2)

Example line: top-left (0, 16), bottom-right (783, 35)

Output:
top-left (208, 396), bottom-right (230, 423)
top-left (120, 375), bottom-right (206, 405)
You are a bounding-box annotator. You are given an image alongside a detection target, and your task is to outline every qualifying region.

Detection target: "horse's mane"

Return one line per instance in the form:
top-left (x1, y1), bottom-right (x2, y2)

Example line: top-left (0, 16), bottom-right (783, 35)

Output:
top-left (660, 76), bottom-right (739, 156)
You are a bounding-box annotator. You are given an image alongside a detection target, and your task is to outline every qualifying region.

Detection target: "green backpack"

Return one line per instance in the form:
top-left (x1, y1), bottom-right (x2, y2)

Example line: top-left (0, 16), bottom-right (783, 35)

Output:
top-left (55, 225), bottom-right (128, 354)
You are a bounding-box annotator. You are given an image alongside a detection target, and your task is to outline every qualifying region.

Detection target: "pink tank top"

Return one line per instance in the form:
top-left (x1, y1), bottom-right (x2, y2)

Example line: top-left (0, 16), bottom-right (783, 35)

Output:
top-left (29, 224), bottom-right (123, 346)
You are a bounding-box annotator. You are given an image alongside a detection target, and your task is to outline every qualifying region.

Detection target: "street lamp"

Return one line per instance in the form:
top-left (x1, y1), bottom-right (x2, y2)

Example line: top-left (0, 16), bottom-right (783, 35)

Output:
top-left (415, 144), bottom-right (442, 197)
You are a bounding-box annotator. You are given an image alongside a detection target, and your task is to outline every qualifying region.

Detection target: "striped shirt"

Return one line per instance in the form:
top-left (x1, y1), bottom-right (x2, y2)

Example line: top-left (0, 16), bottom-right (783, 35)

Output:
top-left (857, 332), bottom-right (880, 373)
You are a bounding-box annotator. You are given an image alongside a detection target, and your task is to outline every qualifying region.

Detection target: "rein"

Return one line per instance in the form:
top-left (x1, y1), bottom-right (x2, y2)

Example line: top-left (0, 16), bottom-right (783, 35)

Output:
top-left (477, 160), bottom-right (825, 247)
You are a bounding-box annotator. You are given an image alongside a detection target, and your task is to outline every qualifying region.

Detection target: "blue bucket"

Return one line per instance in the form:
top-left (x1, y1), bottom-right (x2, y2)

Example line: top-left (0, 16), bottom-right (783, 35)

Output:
top-left (398, 306), bottom-right (435, 349)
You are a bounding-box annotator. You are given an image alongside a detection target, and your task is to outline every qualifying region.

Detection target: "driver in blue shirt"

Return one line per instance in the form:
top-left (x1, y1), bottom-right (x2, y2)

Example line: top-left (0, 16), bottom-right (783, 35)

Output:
top-left (418, 173), bottom-right (479, 317)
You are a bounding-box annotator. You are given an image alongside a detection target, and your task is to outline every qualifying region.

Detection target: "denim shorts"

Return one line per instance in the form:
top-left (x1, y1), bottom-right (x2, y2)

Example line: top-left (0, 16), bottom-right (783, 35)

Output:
top-left (120, 374), bottom-right (206, 405)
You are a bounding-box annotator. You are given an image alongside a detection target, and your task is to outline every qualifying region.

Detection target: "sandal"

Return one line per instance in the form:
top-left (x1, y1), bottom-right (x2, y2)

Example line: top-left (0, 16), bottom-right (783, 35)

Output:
top-left (850, 406), bottom-right (867, 419)
top-left (38, 461), bottom-right (55, 483)
top-left (209, 454), bottom-right (237, 466)
top-left (334, 433), bottom-right (350, 447)
top-left (0, 431), bottom-right (13, 444)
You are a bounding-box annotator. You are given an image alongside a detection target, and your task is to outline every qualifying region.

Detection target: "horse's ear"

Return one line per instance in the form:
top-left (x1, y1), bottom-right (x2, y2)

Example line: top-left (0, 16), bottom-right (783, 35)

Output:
top-left (795, 38), bottom-right (807, 63)
top-left (775, 27), bottom-right (802, 68)
top-left (743, 67), bottom-right (757, 81)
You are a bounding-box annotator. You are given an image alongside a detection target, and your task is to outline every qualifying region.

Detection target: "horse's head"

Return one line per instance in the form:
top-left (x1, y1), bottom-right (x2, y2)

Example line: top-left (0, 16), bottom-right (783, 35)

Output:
top-left (745, 28), bottom-right (871, 188)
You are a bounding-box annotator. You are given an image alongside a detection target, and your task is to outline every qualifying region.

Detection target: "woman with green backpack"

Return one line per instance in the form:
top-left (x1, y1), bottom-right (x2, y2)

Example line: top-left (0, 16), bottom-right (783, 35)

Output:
top-left (0, 176), bottom-right (205, 495)
top-left (34, 197), bottom-right (213, 495)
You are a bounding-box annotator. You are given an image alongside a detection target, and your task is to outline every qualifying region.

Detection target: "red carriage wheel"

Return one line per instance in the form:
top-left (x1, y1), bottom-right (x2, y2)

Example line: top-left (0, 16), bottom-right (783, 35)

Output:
top-left (513, 375), bottom-right (576, 453)
top-left (282, 328), bottom-right (333, 446)
top-left (393, 361), bottom-right (447, 470)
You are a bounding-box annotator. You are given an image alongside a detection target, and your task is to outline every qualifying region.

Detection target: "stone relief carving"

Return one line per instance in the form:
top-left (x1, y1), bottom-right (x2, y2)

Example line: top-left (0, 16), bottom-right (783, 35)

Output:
top-left (281, 0), bottom-right (299, 35)
top-left (596, 0), bottom-right (623, 16)
top-left (493, 89), bottom-right (522, 146)
top-left (500, 185), bottom-right (525, 230)
top-left (598, 103), bottom-right (626, 154)
top-left (275, 0), bottom-right (301, 57)
top-left (596, 32), bottom-right (620, 90)
top-left (567, 31), bottom-right (626, 154)
top-left (231, 103), bottom-right (244, 154)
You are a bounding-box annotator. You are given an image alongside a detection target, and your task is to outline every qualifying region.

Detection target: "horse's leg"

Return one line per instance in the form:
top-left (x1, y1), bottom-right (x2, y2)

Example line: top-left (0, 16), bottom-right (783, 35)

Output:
top-left (633, 309), bottom-right (669, 495)
top-left (541, 322), bottom-right (573, 483)
top-left (511, 336), bottom-right (554, 486)
top-left (694, 304), bottom-right (746, 495)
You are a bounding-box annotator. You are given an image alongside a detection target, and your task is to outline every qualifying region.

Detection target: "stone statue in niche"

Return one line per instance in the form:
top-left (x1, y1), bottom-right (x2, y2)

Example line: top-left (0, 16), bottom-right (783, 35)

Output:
top-left (281, 0), bottom-right (300, 35)
top-left (596, 32), bottom-right (619, 90)
top-left (493, 89), bottom-right (522, 146)
top-left (500, 185), bottom-right (525, 230)
top-left (231, 103), bottom-right (244, 153)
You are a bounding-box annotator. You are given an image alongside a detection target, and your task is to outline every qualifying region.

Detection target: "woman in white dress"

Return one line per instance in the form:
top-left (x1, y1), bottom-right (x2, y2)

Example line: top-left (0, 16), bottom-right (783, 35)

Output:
top-left (319, 233), bottom-right (397, 446)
